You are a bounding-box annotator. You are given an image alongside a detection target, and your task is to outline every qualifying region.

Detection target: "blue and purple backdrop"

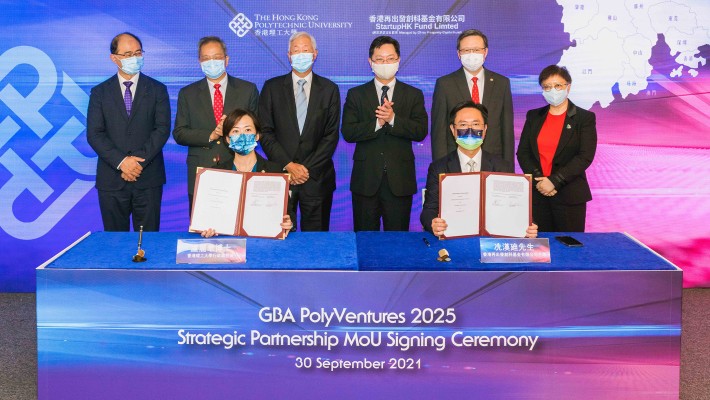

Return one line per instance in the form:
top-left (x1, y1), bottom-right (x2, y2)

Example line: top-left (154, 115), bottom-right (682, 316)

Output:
top-left (2, 0), bottom-right (709, 291)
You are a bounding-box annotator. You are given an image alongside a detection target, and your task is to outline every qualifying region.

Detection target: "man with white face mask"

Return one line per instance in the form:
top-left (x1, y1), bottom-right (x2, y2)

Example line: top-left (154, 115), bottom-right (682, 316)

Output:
top-left (430, 29), bottom-right (514, 164)
top-left (342, 36), bottom-right (428, 231)
top-left (173, 36), bottom-right (259, 217)
top-left (87, 32), bottom-right (170, 232)
top-left (259, 31), bottom-right (340, 232)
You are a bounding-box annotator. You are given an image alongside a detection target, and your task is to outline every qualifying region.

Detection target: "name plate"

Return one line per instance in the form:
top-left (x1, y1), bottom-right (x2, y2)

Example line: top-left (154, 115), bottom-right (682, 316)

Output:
top-left (480, 238), bottom-right (551, 263)
top-left (176, 238), bottom-right (247, 264)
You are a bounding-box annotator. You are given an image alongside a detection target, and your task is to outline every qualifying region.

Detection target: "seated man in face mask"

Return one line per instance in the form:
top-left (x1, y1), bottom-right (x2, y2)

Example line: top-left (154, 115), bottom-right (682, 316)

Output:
top-left (420, 101), bottom-right (538, 238)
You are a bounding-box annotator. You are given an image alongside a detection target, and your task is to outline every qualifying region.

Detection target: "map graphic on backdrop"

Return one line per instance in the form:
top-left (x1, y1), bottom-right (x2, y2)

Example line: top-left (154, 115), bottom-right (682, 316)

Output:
top-left (0, 0), bottom-right (709, 291)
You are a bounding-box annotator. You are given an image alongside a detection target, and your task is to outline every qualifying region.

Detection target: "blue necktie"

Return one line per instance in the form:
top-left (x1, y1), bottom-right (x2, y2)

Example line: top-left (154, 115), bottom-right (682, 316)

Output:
top-left (123, 81), bottom-right (133, 116)
top-left (296, 79), bottom-right (307, 134)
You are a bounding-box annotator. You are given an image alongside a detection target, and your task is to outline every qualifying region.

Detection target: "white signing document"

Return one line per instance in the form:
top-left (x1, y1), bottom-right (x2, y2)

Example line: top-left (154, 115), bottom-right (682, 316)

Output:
top-left (439, 173), bottom-right (481, 239)
top-left (241, 174), bottom-right (288, 238)
top-left (189, 168), bottom-right (244, 236)
top-left (482, 173), bottom-right (532, 238)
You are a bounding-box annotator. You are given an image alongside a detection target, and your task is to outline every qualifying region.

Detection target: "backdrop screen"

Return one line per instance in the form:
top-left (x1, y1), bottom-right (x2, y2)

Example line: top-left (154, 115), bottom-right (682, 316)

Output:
top-left (1, 0), bottom-right (709, 290)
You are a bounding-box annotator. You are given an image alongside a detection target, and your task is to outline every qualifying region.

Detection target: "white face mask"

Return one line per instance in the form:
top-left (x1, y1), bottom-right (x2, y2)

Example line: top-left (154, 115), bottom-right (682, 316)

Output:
top-left (460, 53), bottom-right (484, 72)
top-left (371, 62), bottom-right (399, 81)
top-left (542, 88), bottom-right (569, 107)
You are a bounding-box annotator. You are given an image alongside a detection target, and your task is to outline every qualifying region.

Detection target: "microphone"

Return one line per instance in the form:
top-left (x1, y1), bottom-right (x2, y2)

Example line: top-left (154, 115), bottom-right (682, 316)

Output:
top-left (132, 225), bottom-right (147, 262)
top-left (437, 249), bottom-right (451, 262)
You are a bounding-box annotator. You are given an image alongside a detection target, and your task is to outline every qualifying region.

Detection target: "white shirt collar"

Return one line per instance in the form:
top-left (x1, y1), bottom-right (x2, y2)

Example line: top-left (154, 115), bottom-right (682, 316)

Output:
top-left (117, 72), bottom-right (139, 94)
top-left (457, 147), bottom-right (483, 173)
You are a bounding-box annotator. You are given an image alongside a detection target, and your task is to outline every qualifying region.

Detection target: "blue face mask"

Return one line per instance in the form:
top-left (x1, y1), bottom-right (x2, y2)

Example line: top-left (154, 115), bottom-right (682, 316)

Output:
top-left (119, 56), bottom-right (143, 75)
top-left (201, 59), bottom-right (226, 80)
top-left (229, 134), bottom-right (257, 156)
top-left (290, 52), bottom-right (314, 73)
top-left (542, 87), bottom-right (568, 107)
top-left (455, 128), bottom-right (484, 151)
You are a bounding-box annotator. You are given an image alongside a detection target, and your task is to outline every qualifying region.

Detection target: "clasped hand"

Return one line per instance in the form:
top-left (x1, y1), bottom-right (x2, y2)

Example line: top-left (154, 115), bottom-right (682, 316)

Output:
top-left (535, 177), bottom-right (557, 197)
top-left (376, 99), bottom-right (395, 126)
top-left (285, 162), bottom-right (309, 185)
top-left (120, 156), bottom-right (145, 182)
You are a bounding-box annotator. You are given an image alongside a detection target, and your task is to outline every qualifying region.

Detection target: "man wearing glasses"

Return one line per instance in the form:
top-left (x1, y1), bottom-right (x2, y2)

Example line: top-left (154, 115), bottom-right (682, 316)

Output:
top-left (342, 36), bottom-right (428, 231)
top-left (420, 101), bottom-right (539, 238)
top-left (173, 36), bottom-right (259, 216)
top-left (87, 32), bottom-right (170, 232)
top-left (430, 29), bottom-right (514, 165)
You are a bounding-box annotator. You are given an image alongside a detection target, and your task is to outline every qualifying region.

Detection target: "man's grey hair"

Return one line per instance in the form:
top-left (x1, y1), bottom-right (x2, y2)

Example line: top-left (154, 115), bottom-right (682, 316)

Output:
top-left (288, 31), bottom-right (317, 52)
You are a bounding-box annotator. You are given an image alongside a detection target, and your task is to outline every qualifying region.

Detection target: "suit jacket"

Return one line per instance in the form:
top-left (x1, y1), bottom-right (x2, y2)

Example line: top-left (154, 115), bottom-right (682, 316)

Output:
top-left (420, 149), bottom-right (513, 232)
top-left (172, 75), bottom-right (259, 196)
top-left (516, 100), bottom-right (597, 205)
top-left (87, 73), bottom-right (170, 191)
top-left (211, 150), bottom-right (281, 173)
top-left (258, 72), bottom-right (340, 195)
top-left (430, 67), bottom-right (514, 162)
top-left (342, 79), bottom-right (428, 197)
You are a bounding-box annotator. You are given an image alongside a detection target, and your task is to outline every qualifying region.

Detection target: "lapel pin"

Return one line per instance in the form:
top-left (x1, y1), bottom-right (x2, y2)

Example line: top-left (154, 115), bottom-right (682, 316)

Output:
top-left (566, 124), bottom-right (571, 129)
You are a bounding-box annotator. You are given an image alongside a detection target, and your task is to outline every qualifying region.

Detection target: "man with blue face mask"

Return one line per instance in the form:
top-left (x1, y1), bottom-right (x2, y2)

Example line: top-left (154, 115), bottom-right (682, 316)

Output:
top-left (420, 101), bottom-right (537, 238)
top-left (430, 29), bottom-right (514, 165)
top-left (173, 36), bottom-right (259, 218)
top-left (87, 32), bottom-right (170, 232)
top-left (258, 32), bottom-right (340, 231)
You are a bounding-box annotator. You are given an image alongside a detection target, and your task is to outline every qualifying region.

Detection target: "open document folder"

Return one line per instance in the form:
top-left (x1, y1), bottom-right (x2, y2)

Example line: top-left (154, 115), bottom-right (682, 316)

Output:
top-left (439, 172), bottom-right (532, 239)
top-left (189, 168), bottom-right (289, 239)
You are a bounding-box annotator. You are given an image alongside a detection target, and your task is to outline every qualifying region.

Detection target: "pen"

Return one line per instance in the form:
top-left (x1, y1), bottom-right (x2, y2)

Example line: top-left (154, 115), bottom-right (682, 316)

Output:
top-left (422, 237), bottom-right (430, 247)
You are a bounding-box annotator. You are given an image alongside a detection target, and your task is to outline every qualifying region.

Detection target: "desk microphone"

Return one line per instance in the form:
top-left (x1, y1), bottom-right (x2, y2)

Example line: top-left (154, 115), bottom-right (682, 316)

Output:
top-left (132, 225), bottom-right (147, 262)
top-left (437, 249), bottom-right (451, 262)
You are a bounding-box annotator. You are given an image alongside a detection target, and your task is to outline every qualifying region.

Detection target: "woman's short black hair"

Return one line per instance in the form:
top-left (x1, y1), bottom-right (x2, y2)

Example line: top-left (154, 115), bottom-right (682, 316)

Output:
top-left (538, 65), bottom-right (572, 85)
top-left (221, 109), bottom-right (261, 149)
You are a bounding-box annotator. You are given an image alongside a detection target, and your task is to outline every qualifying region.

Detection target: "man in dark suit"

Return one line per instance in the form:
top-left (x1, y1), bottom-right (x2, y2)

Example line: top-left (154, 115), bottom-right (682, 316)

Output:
top-left (87, 32), bottom-right (170, 232)
top-left (421, 101), bottom-right (537, 238)
top-left (342, 36), bottom-right (428, 231)
top-left (259, 31), bottom-right (340, 231)
top-left (430, 29), bottom-right (514, 163)
top-left (173, 36), bottom-right (259, 215)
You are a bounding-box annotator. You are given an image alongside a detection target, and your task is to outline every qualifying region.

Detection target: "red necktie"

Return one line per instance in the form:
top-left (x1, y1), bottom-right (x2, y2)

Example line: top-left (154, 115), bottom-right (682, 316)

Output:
top-left (213, 83), bottom-right (224, 125)
top-left (471, 77), bottom-right (480, 104)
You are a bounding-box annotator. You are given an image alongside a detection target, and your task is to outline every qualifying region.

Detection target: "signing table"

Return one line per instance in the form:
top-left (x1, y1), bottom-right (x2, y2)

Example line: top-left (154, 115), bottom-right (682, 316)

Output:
top-left (37, 232), bottom-right (681, 400)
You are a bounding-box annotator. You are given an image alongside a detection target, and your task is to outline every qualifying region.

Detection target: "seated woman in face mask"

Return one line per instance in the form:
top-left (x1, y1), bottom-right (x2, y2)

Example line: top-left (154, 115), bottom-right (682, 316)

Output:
top-left (200, 108), bottom-right (293, 238)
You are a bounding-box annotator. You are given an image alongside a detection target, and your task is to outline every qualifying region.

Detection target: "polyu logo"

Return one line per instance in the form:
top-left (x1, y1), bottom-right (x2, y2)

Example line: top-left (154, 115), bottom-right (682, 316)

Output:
top-left (229, 13), bottom-right (253, 37)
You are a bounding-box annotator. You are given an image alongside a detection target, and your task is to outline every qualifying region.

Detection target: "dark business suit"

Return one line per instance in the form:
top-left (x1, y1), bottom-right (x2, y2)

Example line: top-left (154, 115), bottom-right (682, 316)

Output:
top-left (342, 79), bottom-right (428, 231)
top-left (420, 150), bottom-right (513, 233)
top-left (516, 101), bottom-right (597, 232)
top-left (87, 73), bottom-right (171, 231)
top-left (173, 75), bottom-right (259, 213)
top-left (258, 73), bottom-right (340, 231)
top-left (430, 68), bottom-right (514, 162)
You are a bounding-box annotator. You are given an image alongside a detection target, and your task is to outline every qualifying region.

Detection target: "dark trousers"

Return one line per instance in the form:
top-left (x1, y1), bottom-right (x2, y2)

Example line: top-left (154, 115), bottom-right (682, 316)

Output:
top-left (287, 186), bottom-right (333, 231)
top-left (98, 185), bottom-right (163, 232)
top-left (532, 192), bottom-right (587, 232)
top-left (352, 173), bottom-right (412, 231)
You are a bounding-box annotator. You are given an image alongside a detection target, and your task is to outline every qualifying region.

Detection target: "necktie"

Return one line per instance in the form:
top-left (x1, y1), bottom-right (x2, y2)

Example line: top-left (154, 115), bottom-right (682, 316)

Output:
top-left (123, 81), bottom-right (133, 116)
top-left (213, 83), bottom-right (224, 125)
top-left (467, 159), bottom-right (476, 172)
top-left (296, 79), bottom-right (307, 134)
top-left (381, 85), bottom-right (389, 106)
top-left (471, 77), bottom-right (480, 104)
